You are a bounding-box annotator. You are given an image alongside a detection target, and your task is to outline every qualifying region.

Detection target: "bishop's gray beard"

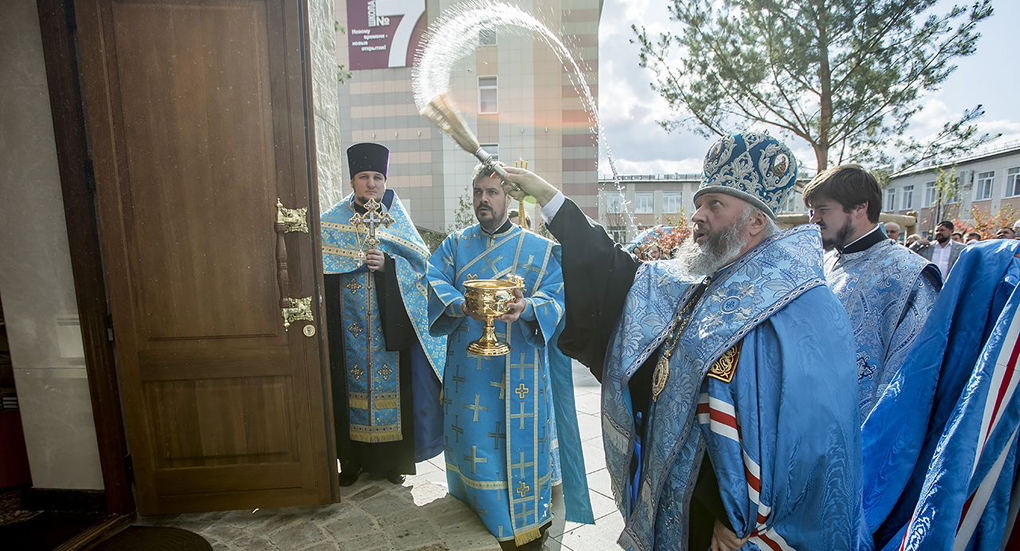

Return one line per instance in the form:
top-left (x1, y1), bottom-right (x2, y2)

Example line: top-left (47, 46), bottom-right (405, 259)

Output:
top-left (670, 209), bottom-right (751, 277)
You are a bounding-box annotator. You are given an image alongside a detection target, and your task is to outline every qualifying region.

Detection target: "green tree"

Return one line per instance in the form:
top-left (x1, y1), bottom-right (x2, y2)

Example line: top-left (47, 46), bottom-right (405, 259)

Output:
top-left (450, 190), bottom-right (476, 231)
top-left (927, 165), bottom-right (961, 232)
top-left (632, 0), bottom-right (995, 171)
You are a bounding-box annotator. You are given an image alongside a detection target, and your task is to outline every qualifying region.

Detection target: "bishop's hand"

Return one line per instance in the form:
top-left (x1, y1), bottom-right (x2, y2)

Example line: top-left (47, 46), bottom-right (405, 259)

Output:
top-left (711, 519), bottom-right (749, 551)
top-left (502, 166), bottom-right (559, 206)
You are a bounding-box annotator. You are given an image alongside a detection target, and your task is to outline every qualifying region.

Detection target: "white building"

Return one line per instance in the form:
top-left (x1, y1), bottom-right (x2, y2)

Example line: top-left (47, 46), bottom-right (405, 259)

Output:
top-left (882, 142), bottom-right (1020, 234)
top-left (597, 173), bottom-right (809, 243)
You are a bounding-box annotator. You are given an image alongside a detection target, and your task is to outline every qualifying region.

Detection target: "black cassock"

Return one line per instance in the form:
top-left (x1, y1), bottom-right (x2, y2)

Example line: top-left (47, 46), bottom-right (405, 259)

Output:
top-left (324, 253), bottom-right (417, 476)
top-left (546, 197), bottom-right (728, 549)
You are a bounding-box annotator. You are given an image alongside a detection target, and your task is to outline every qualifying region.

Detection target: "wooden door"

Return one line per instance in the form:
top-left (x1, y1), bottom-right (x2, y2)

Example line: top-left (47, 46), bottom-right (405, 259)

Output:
top-left (73, 0), bottom-right (336, 514)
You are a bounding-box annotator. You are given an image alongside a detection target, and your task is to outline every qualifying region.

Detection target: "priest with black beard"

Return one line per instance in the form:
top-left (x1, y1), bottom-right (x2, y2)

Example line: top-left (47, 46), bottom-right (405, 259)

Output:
top-left (501, 133), bottom-right (866, 551)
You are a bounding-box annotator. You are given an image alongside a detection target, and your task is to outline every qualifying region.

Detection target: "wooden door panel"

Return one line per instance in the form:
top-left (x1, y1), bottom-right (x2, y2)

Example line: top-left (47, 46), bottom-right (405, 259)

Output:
top-left (75, 0), bottom-right (334, 514)
top-left (110, 2), bottom-right (280, 340)
top-left (143, 376), bottom-right (296, 468)
top-left (154, 464), bottom-right (305, 494)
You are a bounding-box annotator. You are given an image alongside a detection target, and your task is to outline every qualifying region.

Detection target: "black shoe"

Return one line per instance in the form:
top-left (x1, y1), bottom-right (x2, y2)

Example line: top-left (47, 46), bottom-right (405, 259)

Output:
top-left (339, 469), bottom-right (361, 487)
top-left (386, 471), bottom-right (405, 484)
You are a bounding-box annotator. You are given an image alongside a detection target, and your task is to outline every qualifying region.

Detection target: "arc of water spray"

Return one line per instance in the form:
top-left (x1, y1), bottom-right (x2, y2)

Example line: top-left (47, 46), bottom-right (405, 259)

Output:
top-left (411, 0), bottom-right (637, 232)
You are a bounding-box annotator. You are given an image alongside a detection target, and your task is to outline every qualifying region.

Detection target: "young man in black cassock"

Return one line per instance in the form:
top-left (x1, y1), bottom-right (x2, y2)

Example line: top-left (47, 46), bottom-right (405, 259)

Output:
top-left (320, 143), bottom-right (446, 486)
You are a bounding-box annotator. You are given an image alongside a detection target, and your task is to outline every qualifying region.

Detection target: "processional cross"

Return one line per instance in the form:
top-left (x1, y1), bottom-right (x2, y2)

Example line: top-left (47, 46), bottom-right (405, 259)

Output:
top-left (350, 198), bottom-right (394, 289)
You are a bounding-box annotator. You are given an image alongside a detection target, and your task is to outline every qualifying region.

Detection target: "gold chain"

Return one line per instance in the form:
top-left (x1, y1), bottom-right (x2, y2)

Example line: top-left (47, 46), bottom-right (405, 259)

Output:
top-left (652, 280), bottom-right (709, 402)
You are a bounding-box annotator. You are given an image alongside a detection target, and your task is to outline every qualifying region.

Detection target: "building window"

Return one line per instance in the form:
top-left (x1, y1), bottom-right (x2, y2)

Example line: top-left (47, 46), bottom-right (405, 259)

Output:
top-left (608, 227), bottom-right (627, 243)
top-left (1007, 167), bottom-right (1020, 198)
top-left (635, 192), bottom-right (653, 214)
top-left (605, 191), bottom-right (625, 214)
top-left (925, 181), bottom-right (937, 206)
top-left (901, 185), bottom-right (913, 210)
top-left (478, 77), bottom-right (497, 114)
top-left (776, 191), bottom-right (797, 214)
top-left (479, 143), bottom-right (499, 161)
top-left (975, 171), bottom-right (994, 201)
top-left (478, 29), bottom-right (497, 46)
top-left (662, 191), bottom-right (683, 215)
top-left (886, 188), bottom-right (897, 212)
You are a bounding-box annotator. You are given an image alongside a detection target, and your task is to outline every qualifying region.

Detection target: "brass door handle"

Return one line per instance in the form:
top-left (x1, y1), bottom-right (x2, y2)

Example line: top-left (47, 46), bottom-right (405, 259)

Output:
top-left (282, 297), bottom-right (313, 330)
top-left (275, 198), bottom-right (312, 331)
top-left (276, 199), bottom-right (308, 233)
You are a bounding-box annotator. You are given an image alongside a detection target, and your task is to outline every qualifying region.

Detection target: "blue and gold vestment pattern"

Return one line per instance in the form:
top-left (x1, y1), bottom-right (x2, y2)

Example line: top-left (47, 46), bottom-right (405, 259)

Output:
top-left (825, 238), bottom-right (941, 417)
top-left (602, 226), bottom-right (866, 551)
top-left (321, 191), bottom-right (445, 444)
top-left (427, 223), bottom-right (590, 545)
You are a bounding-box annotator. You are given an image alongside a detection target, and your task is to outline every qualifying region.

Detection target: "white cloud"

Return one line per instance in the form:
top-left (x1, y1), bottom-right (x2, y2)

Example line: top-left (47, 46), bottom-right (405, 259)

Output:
top-left (896, 97), bottom-right (1020, 160)
top-left (596, 1), bottom-right (1020, 174)
top-left (595, 0), bottom-right (713, 176)
top-left (600, 157), bottom-right (704, 176)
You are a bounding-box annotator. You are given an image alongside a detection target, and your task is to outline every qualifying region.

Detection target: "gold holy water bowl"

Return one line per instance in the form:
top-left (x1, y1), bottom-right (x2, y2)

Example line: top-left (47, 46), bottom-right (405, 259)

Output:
top-left (464, 277), bottom-right (523, 356)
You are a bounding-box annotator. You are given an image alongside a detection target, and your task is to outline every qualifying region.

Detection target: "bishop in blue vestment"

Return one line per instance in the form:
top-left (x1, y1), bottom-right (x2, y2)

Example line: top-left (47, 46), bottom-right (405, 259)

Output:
top-left (427, 164), bottom-right (592, 549)
top-left (321, 143), bottom-right (446, 486)
top-left (503, 133), bottom-right (867, 551)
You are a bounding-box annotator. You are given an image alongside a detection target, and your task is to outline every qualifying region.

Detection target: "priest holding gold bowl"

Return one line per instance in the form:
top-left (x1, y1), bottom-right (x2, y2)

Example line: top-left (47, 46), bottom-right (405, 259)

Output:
top-left (426, 161), bottom-right (593, 550)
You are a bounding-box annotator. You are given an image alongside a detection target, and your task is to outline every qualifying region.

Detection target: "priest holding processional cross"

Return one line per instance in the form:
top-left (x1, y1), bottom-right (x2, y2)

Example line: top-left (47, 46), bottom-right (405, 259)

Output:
top-left (320, 142), bottom-right (446, 487)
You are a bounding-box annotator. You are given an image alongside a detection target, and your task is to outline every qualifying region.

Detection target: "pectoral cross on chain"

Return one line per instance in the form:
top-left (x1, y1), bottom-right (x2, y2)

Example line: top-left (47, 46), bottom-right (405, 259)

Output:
top-left (350, 198), bottom-right (394, 289)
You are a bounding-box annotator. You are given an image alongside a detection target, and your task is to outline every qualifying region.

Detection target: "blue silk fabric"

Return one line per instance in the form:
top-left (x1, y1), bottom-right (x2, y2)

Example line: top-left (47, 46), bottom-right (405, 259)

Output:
top-left (427, 223), bottom-right (593, 544)
top-left (864, 240), bottom-right (1020, 550)
top-left (602, 226), bottom-right (867, 551)
top-left (825, 239), bottom-right (942, 417)
top-left (320, 190), bottom-right (446, 457)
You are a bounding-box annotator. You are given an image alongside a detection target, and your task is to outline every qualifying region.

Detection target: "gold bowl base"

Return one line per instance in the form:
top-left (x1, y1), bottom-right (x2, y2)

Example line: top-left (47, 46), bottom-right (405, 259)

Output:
top-left (467, 339), bottom-right (511, 356)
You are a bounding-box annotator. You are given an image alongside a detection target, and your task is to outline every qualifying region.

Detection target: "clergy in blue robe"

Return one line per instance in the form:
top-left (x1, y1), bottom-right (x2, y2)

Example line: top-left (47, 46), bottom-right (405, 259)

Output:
top-left (321, 143), bottom-right (446, 486)
top-left (862, 240), bottom-right (1020, 550)
top-left (503, 133), bottom-right (867, 551)
top-left (427, 164), bottom-right (592, 549)
top-left (803, 164), bottom-right (942, 417)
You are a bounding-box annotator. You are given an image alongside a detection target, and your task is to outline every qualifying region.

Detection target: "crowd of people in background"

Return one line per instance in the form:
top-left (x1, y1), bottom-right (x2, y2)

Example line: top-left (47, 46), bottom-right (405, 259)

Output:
top-left (634, 206), bottom-right (1020, 282)
top-left (880, 218), bottom-right (1020, 279)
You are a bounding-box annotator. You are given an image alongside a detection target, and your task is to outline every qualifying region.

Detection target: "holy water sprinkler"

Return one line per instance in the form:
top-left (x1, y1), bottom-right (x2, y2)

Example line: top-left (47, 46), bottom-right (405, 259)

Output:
top-left (419, 94), bottom-right (509, 182)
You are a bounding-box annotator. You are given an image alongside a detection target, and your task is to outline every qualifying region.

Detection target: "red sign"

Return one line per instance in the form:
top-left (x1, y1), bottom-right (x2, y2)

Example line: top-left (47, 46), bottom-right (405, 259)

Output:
top-left (347, 0), bottom-right (427, 70)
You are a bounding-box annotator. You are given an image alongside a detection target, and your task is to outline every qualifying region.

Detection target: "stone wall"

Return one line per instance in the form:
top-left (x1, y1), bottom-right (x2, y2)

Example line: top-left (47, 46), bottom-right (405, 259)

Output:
top-left (309, 0), bottom-right (347, 212)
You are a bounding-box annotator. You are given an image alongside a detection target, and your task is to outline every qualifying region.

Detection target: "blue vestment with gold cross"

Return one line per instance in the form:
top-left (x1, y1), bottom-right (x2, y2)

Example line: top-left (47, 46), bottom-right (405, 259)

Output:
top-left (321, 190), bottom-right (445, 459)
top-left (427, 222), bottom-right (593, 545)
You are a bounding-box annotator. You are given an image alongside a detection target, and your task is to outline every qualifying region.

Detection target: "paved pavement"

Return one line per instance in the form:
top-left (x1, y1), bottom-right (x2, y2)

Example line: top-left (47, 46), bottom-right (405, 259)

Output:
top-left (138, 362), bottom-right (624, 551)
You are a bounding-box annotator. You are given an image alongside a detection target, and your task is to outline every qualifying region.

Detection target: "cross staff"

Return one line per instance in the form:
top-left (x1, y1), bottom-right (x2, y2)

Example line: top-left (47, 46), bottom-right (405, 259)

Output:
top-left (350, 198), bottom-right (394, 289)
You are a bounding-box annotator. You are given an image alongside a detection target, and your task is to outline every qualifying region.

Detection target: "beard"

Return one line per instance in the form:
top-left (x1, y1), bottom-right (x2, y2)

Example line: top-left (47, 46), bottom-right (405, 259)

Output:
top-left (822, 218), bottom-right (855, 250)
top-left (670, 209), bottom-right (751, 277)
top-left (936, 233), bottom-right (950, 244)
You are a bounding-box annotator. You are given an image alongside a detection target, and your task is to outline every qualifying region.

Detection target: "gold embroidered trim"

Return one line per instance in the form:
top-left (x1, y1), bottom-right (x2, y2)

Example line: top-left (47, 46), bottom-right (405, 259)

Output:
top-left (514, 527), bottom-right (542, 546)
top-left (707, 341), bottom-right (742, 383)
top-left (349, 426), bottom-right (402, 443)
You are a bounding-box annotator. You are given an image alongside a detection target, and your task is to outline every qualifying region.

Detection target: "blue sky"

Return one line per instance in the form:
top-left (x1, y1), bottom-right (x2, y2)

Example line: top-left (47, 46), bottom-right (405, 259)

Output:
top-left (597, 0), bottom-right (1020, 176)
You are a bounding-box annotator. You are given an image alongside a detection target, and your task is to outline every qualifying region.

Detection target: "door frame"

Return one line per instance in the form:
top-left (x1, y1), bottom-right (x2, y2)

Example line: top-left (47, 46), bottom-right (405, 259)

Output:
top-left (36, 0), bottom-right (134, 516)
top-left (34, 0), bottom-right (338, 515)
